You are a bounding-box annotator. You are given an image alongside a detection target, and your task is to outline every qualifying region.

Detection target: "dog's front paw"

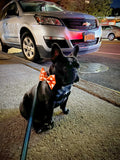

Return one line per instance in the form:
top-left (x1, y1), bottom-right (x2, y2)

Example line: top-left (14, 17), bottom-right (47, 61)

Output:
top-left (63, 108), bottom-right (69, 114)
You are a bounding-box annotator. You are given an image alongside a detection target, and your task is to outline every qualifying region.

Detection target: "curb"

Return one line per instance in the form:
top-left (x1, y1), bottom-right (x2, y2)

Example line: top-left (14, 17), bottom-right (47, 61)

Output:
top-left (1, 52), bottom-right (120, 107)
top-left (74, 79), bottom-right (120, 107)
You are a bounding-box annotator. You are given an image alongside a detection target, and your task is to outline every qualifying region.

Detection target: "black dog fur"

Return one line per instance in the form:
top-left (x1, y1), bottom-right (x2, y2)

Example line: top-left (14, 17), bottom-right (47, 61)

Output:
top-left (19, 44), bottom-right (79, 133)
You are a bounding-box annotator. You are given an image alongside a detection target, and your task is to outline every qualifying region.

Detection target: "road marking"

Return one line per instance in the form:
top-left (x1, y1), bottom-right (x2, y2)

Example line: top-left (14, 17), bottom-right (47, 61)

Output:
top-left (97, 51), bottom-right (120, 56)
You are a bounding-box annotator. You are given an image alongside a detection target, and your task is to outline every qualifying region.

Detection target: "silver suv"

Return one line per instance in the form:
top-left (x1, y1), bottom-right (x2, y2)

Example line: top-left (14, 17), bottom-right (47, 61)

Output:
top-left (0, 0), bottom-right (102, 61)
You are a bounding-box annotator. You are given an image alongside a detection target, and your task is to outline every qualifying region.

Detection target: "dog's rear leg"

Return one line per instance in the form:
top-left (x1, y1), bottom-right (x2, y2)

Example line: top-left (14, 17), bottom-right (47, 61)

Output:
top-left (60, 98), bottom-right (69, 114)
top-left (19, 93), bottom-right (32, 120)
top-left (36, 107), bottom-right (54, 134)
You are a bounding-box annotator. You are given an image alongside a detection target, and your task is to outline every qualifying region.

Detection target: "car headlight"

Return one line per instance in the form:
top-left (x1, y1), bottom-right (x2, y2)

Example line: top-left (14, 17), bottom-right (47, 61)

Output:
top-left (34, 15), bottom-right (62, 26)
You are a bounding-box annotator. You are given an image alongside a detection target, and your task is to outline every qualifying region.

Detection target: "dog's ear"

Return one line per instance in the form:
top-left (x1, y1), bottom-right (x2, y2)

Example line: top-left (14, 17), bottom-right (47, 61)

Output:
top-left (70, 45), bottom-right (79, 57)
top-left (51, 43), bottom-right (64, 63)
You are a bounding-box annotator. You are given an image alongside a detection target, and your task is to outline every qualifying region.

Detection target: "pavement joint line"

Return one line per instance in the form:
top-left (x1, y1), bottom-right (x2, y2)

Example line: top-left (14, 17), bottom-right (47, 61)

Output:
top-left (9, 54), bottom-right (41, 72)
top-left (21, 62), bottom-right (40, 72)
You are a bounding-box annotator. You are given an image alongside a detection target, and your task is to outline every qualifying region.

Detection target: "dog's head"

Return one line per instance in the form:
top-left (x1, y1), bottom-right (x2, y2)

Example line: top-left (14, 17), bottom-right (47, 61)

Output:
top-left (49, 44), bottom-right (80, 86)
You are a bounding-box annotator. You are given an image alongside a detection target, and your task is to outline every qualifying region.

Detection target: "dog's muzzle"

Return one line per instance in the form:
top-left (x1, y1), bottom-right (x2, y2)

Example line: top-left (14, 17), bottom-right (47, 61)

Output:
top-left (74, 75), bottom-right (79, 82)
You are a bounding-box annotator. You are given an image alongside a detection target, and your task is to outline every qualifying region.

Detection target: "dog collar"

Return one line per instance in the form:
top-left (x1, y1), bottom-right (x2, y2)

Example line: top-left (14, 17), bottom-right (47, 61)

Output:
top-left (39, 68), bottom-right (56, 90)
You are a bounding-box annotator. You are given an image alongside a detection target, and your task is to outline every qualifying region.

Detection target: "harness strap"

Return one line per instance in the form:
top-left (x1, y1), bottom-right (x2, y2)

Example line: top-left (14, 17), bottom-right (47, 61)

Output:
top-left (54, 84), bottom-right (72, 107)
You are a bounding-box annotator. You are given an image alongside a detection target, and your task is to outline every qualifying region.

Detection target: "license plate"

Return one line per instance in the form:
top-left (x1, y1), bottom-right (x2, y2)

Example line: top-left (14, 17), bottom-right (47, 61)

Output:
top-left (84, 33), bottom-right (95, 42)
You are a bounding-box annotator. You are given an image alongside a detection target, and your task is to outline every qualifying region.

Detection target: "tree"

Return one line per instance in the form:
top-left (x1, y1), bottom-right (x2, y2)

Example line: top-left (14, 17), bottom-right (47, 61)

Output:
top-left (86, 0), bottom-right (112, 18)
top-left (58, 0), bottom-right (112, 18)
top-left (59, 0), bottom-right (85, 12)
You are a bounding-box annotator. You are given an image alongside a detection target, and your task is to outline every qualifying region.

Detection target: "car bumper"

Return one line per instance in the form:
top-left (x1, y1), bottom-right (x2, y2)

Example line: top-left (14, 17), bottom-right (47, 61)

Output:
top-left (32, 25), bottom-right (102, 58)
top-left (37, 42), bottom-right (101, 58)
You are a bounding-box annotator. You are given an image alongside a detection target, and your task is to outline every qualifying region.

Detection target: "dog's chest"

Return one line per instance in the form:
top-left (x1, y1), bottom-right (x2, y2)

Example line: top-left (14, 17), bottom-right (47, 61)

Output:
top-left (54, 84), bottom-right (72, 107)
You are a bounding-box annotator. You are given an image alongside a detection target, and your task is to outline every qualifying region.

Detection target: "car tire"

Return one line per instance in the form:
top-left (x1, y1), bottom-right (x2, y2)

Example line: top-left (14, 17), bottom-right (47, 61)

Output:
top-left (0, 41), bottom-right (2, 51)
top-left (117, 37), bottom-right (120, 41)
top-left (108, 33), bottom-right (115, 41)
top-left (0, 40), bottom-right (9, 52)
top-left (21, 32), bottom-right (40, 61)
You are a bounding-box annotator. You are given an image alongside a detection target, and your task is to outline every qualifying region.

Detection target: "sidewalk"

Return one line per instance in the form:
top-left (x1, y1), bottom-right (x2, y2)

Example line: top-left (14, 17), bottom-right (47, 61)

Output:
top-left (0, 52), bottom-right (120, 160)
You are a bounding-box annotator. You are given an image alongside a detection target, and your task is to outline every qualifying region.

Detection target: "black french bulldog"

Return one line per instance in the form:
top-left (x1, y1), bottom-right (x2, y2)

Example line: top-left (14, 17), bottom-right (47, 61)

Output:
top-left (19, 44), bottom-right (79, 133)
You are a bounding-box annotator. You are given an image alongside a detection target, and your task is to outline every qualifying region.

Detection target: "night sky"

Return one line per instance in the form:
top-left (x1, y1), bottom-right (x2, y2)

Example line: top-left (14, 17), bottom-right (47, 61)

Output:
top-left (111, 0), bottom-right (120, 8)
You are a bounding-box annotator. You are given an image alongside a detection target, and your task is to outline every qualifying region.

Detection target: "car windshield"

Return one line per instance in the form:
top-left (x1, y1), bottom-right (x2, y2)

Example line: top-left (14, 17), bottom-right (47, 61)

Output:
top-left (19, 1), bottom-right (64, 12)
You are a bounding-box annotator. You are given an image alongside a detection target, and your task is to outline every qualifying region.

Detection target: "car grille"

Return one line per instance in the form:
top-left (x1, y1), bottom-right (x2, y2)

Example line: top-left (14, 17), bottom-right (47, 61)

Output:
top-left (71, 38), bottom-right (99, 47)
top-left (62, 18), bottom-right (97, 30)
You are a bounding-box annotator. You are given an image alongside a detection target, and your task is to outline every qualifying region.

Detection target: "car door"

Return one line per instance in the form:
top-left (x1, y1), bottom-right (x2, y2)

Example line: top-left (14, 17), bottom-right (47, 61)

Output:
top-left (104, 26), bottom-right (112, 38)
top-left (102, 26), bottom-right (110, 38)
top-left (1, 2), bottom-right (20, 45)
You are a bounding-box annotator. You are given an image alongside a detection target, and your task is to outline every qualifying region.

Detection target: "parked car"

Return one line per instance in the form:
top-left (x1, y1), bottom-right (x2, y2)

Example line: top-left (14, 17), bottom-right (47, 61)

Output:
top-left (0, 0), bottom-right (102, 61)
top-left (101, 25), bottom-right (120, 41)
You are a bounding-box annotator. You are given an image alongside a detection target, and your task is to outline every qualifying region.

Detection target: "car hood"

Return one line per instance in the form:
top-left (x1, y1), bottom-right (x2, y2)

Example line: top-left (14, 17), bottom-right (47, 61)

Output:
top-left (24, 11), bottom-right (96, 19)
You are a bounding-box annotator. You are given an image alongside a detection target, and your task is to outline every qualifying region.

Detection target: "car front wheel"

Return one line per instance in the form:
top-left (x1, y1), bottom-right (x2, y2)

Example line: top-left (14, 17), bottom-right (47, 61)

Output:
top-left (21, 32), bottom-right (40, 61)
top-left (108, 33), bottom-right (115, 41)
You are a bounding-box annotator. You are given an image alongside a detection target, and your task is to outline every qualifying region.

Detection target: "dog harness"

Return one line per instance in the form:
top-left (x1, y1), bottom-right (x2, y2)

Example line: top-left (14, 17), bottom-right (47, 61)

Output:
top-left (54, 84), bottom-right (72, 107)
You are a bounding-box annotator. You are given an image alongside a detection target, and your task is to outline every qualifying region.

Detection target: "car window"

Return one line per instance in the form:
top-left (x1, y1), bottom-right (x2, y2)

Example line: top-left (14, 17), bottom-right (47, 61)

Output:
top-left (44, 4), bottom-right (63, 12)
top-left (19, 1), bottom-right (63, 12)
top-left (1, 2), bottom-right (18, 20)
top-left (102, 26), bottom-right (112, 30)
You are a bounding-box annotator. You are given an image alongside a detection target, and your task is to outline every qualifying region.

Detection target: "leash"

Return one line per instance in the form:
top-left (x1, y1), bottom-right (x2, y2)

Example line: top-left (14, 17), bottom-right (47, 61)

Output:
top-left (20, 67), bottom-right (55, 160)
top-left (20, 86), bottom-right (38, 160)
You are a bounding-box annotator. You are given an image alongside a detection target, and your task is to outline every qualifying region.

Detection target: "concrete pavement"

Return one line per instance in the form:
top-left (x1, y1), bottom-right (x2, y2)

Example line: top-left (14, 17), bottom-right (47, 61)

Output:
top-left (0, 51), bottom-right (120, 160)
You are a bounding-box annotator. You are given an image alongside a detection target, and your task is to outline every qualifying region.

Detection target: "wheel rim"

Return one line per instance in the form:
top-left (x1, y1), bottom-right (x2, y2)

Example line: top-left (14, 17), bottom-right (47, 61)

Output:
top-left (108, 34), bottom-right (114, 41)
top-left (23, 36), bottom-right (35, 59)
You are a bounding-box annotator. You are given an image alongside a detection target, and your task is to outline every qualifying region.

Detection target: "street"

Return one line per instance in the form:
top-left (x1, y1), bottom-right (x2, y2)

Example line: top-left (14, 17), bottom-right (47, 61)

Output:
top-left (8, 40), bottom-right (120, 92)
top-left (78, 40), bottom-right (120, 92)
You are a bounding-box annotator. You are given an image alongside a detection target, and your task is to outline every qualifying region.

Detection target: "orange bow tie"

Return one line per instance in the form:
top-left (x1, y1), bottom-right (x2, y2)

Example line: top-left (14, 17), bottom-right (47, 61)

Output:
top-left (39, 68), bottom-right (56, 90)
